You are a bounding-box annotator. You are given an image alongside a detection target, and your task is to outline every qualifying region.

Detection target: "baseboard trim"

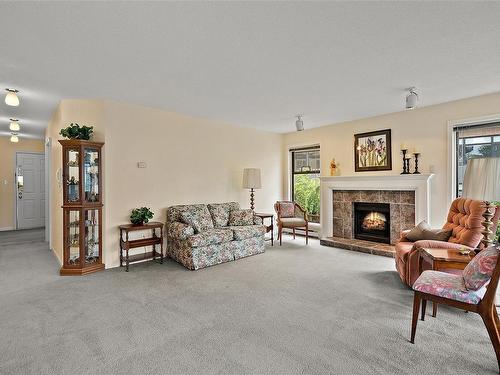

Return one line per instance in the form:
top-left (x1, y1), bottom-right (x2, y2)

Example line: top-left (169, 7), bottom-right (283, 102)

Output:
top-left (0, 226), bottom-right (14, 232)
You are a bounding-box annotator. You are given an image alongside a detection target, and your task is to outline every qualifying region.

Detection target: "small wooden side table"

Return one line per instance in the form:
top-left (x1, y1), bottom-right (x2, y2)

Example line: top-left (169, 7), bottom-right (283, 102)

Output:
top-left (119, 221), bottom-right (164, 271)
top-left (254, 213), bottom-right (274, 246)
top-left (418, 247), bottom-right (475, 316)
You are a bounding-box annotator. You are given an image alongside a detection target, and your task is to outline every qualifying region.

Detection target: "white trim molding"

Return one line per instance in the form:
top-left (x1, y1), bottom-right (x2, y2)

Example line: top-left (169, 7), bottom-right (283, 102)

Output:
top-left (447, 113), bottom-right (500, 204)
top-left (319, 174), bottom-right (434, 238)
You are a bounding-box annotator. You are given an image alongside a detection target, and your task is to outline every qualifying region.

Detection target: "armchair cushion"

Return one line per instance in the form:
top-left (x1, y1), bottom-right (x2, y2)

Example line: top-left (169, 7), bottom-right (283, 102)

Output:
top-left (228, 209), bottom-right (254, 226)
top-left (413, 240), bottom-right (472, 251)
top-left (188, 229), bottom-right (233, 247)
top-left (413, 270), bottom-right (486, 304)
top-left (279, 202), bottom-right (295, 218)
top-left (406, 221), bottom-right (452, 242)
top-left (230, 225), bottom-right (266, 240)
top-left (463, 246), bottom-right (498, 291)
top-left (168, 222), bottom-right (195, 240)
top-left (280, 218), bottom-right (307, 227)
top-left (179, 205), bottom-right (214, 233)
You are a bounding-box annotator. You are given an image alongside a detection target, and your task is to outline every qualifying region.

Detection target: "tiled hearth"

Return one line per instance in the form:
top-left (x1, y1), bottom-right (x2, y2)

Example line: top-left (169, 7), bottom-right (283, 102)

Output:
top-left (331, 189), bottom-right (416, 244)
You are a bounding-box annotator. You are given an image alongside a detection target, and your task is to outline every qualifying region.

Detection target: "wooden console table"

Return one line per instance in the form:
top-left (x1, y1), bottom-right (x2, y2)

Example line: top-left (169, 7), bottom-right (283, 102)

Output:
top-left (254, 213), bottom-right (274, 246)
top-left (119, 222), bottom-right (164, 271)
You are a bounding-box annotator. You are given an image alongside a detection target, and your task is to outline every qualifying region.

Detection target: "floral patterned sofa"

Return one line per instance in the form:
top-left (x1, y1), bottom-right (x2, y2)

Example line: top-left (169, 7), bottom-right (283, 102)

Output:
top-left (166, 202), bottom-right (266, 270)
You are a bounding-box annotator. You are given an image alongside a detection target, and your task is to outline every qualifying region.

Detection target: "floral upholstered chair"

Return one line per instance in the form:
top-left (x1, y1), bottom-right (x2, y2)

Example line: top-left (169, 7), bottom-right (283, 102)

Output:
top-left (274, 201), bottom-right (309, 246)
top-left (409, 245), bottom-right (500, 371)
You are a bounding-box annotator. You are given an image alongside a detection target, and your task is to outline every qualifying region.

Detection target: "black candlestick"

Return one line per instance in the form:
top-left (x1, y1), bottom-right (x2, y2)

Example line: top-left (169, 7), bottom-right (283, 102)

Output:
top-left (401, 149), bottom-right (410, 174)
top-left (413, 153), bottom-right (421, 174)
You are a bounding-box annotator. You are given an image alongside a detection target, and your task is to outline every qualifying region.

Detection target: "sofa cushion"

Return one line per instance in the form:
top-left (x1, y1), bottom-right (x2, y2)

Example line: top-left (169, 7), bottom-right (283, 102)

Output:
top-left (230, 225), bottom-right (266, 240)
top-left (406, 221), bottom-right (452, 242)
top-left (188, 229), bottom-right (233, 247)
top-left (228, 209), bottom-right (254, 226)
top-left (179, 205), bottom-right (214, 233)
top-left (463, 245), bottom-right (498, 291)
top-left (207, 202), bottom-right (239, 227)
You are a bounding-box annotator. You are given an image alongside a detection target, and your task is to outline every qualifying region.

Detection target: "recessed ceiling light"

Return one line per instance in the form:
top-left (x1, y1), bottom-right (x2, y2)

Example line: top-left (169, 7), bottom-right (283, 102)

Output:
top-left (5, 88), bottom-right (20, 106)
top-left (405, 87), bottom-right (418, 110)
top-left (9, 118), bottom-right (20, 131)
top-left (10, 133), bottom-right (19, 143)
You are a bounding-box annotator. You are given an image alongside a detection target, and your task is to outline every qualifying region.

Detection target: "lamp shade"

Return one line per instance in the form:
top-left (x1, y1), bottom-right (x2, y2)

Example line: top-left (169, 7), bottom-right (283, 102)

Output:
top-left (462, 157), bottom-right (500, 202)
top-left (5, 89), bottom-right (20, 106)
top-left (242, 168), bottom-right (261, 189)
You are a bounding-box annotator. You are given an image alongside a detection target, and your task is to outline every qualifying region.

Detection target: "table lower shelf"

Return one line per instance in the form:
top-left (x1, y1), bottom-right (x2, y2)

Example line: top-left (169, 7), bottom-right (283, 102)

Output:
top-left (125, 251), bottom-right (163, 264)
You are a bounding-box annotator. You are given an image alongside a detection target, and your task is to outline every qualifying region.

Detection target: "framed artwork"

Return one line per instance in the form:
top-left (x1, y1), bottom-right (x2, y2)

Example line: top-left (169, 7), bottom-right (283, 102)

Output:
top-left (354, 129), bottom-right (392, 172)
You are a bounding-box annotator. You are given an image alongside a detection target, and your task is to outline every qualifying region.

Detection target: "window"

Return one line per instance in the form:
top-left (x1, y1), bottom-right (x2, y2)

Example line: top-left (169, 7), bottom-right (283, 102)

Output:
top-left (290, 146), bottom-right (320, 223)
top-left (455, 123), bottom-right (500, 197)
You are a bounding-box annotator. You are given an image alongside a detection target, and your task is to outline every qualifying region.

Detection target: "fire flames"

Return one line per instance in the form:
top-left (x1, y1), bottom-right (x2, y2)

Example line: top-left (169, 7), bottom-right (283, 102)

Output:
top-left (362, 211), bottom-right (387, 231)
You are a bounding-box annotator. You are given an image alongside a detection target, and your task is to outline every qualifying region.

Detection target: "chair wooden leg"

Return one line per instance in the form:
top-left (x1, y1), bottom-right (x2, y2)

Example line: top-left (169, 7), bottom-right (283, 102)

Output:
top-left (293, 228), bottom-right (295, 239)
top-left (411, 293), bottom-right (421, 344)
top-left (481, 308), bottom-right (500, 372)
top-left (305, 223), bottom-right (308, 245)
top-left (279, 225), bottom-right (282, 246)
top-left (493, 305), bottom-right (500, 329)
top-left (432, 302), bottom-right (438, 318)
top-left (421, 299), bottom-right (427, 321)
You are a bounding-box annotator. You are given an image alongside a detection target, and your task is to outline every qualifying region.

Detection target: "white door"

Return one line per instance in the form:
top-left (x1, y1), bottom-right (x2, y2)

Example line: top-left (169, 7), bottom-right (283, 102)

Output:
top-left (16, 152), bottom-right (45, 229)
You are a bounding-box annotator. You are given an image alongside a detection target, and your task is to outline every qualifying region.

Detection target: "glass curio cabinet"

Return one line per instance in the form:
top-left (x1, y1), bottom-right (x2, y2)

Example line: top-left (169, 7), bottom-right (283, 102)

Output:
top-left (60, 140), bottom-right (105, 275)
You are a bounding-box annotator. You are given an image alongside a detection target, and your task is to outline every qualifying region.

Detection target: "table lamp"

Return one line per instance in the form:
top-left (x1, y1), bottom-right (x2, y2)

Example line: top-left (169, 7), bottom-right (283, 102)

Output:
top-left (462, 157), bottom-right (500, 247)
top-left (242, 168), bottom-right (261, 210)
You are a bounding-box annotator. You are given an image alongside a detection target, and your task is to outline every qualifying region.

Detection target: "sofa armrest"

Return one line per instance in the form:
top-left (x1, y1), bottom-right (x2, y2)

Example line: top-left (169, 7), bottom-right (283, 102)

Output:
top-left (399, 229), bottom-right (411, 242)
top-left (168, 221), bottom-right (195, 240)
top-left (253, 215), bottom-right (263, 225)
top-left (413, 240), bottom-right (473, 251)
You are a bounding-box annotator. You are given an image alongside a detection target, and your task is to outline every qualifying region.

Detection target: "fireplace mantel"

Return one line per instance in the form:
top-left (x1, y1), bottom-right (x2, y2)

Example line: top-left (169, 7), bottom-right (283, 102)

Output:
top-left (319, 174), bottom-right (434, 238)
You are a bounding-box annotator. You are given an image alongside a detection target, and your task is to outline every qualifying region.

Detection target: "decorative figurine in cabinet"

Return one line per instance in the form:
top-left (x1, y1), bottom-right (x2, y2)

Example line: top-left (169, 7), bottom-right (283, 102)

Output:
top-left (60, 140), bottom-right (105, 275)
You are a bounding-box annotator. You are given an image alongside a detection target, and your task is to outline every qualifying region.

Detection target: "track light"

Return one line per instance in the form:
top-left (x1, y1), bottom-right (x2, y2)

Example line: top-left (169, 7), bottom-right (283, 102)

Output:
top-left (295, 115), bottom-right (304, 131)
top-left (10, 133), bottom-right (19, 143)
top-left (5, 88), bottom-right (20, 106)
top-left (405, 87), bottom-right (418, 109)
top-left (9, 118), bottom-right (20, 131)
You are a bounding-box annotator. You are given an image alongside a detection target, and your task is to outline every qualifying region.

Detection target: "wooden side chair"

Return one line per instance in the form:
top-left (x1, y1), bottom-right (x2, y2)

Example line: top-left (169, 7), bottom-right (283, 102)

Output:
top-left (274, 201), bottom-right (309, 246)
top-left (410, 245), bottom-right (500, 371)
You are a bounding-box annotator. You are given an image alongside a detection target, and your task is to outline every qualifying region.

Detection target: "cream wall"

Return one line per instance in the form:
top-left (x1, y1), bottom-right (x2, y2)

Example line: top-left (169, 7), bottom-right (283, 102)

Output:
top-left (0, 137), bottom-right (44, 230)
top-left (46, 100), bottom-right (283, 268)
top-left (282, 92), bottom-right (500, 228)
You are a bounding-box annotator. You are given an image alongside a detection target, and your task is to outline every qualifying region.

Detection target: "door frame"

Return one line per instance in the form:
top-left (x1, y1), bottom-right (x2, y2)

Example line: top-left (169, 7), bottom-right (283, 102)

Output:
top-left (45, 138), bottom-right (51, 245)
top-left (14, 151), bottom-right (45, 230)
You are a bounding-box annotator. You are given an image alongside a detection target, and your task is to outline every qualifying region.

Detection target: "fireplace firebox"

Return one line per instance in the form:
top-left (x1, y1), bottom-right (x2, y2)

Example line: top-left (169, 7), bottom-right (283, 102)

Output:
top-left (353, 202), bottom-right (391, 244)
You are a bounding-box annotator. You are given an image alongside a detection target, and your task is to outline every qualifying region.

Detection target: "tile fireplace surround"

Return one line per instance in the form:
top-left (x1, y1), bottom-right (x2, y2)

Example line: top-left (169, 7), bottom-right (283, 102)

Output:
top-left (319, 175), bottom-right (434, 254)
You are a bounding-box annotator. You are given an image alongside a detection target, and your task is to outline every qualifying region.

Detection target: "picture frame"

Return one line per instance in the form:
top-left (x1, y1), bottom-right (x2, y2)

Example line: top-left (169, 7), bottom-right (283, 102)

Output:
top-left (354, 129), bottom-right (392, 172)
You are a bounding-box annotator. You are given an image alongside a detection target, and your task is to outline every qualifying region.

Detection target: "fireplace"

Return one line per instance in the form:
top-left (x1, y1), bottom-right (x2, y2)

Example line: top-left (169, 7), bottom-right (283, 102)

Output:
top-left (353, 202), bottom-right (391, 244)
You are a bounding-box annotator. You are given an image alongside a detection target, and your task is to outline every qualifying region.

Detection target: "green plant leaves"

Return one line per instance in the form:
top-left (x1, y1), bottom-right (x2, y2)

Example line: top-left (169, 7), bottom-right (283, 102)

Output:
top-left (130, 207), bottom-right (154, 225)
top-left (59, 123), bottom-right (94, 140)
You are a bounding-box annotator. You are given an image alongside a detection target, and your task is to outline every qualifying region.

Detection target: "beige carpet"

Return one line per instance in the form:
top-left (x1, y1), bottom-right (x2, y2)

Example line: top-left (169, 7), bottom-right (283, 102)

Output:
top-left (0, 229), bottom-right (497, 374)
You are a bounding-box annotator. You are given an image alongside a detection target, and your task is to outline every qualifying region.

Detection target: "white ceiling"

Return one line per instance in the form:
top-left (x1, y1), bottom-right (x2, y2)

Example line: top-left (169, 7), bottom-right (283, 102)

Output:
top-left (1, 2), bottom-right (500, 139)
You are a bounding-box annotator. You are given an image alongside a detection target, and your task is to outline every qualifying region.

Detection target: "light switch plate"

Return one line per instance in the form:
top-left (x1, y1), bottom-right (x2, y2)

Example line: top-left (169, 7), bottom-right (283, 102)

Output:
top-left (137, 162), bottom-right (147, 168)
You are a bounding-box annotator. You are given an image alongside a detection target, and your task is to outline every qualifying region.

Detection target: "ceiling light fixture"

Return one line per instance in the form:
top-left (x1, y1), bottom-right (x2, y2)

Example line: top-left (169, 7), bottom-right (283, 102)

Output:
top-left (405, 87), bottom-right (418, 109)
top-left (9, 118), bottom-right (20, 131)
top-left (5, 88), bottom-right (20, 106)
top-left (10, 133), bottom-right (19, 143)
top-left (295, 114), bottom-right (304, 131)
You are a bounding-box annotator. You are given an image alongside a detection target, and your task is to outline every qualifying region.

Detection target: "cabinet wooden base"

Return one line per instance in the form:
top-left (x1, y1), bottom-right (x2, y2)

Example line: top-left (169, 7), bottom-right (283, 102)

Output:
top-left (60, 263), bottom-right (105, 276)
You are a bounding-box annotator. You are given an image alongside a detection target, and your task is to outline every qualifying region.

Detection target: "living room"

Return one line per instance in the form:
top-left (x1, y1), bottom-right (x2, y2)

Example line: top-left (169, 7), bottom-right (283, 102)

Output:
top-left (1, 2), bottom-right (500, 374)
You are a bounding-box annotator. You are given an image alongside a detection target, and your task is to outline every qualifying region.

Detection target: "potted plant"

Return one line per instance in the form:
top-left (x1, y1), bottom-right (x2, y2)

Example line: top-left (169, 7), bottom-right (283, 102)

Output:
top-left (67, 176), bottom-right (79, 202)
top-left (130, 207), bottom-right (154, 225)
top-left (59, 123), bottom-right (94, 140)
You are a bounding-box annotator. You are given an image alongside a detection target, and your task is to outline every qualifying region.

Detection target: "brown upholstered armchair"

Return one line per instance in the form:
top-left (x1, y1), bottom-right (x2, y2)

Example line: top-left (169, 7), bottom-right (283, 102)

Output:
top-left (395, 198), bottom-right (500, 287)
top-left (274, 201), bottom-right (309, 245)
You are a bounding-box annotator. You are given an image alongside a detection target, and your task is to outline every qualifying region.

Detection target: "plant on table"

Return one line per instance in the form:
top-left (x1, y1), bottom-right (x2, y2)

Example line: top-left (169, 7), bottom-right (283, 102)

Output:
top-left (130, 207), bottom-right (154, 225)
